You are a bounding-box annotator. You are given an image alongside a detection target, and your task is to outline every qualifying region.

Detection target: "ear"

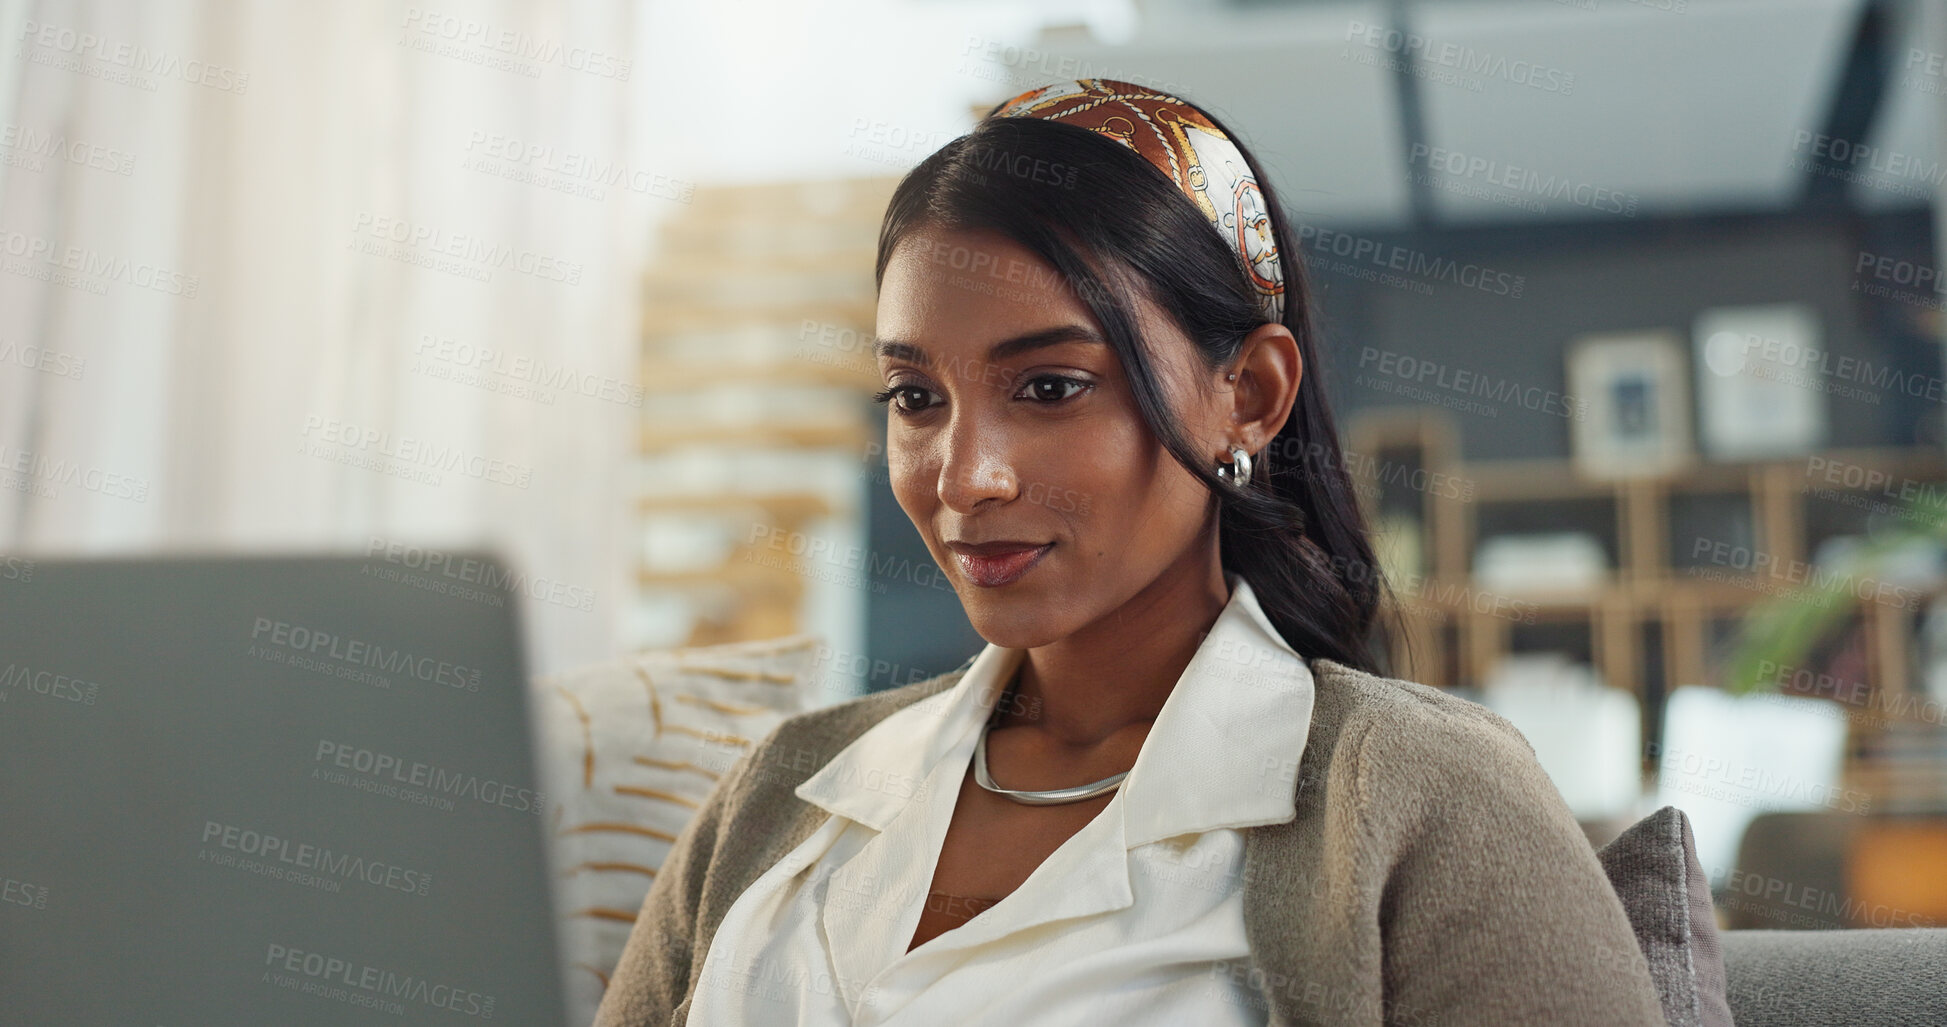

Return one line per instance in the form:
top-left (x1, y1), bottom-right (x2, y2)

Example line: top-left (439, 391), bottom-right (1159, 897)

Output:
top-left (1218, 322), bottom-right (1303, 457)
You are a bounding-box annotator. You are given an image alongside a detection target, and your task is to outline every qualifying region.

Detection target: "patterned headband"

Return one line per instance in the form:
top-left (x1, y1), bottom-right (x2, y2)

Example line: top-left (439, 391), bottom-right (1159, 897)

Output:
top-left (986, 78), bottom-right (1286, 324)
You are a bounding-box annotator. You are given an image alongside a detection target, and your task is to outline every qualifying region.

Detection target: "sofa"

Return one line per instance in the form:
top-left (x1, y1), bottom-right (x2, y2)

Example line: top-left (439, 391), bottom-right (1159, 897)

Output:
top-left (1716, 928), bottom-right (1945, 1026)
top-left (527, 636), bottom-right (1947, 1027)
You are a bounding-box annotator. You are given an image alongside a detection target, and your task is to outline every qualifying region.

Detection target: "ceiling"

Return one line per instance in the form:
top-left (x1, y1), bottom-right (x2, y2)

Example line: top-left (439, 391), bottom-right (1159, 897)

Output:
top-left (1020, 0), bottom-right (1928, 230)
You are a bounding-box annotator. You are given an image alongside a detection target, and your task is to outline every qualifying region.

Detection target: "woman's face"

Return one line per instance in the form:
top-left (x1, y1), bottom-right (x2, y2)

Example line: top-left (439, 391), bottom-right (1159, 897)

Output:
top-left (873, 224), bottom-right (1237, 648)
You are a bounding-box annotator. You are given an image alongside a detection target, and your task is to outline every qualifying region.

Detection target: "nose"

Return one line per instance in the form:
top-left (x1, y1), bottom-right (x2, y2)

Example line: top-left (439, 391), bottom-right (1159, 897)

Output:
top-left (935, 410), bottom-right (1018, 514)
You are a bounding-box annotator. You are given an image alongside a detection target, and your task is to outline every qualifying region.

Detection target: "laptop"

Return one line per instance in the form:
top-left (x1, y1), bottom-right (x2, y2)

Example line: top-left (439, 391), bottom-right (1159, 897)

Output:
top-left (0, 554), bottom-right (569, 1026)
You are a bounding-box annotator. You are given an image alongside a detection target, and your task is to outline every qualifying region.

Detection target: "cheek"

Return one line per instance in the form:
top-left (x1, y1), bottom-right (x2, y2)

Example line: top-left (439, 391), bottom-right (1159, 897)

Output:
top-left (885, 440), bottom-right (931, 512)
top-left (1097, 438), bottom-right (1206, 529)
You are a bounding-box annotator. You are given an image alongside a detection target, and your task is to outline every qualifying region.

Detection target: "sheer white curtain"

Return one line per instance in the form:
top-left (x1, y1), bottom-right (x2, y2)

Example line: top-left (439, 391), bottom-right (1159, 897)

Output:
top-left (0, 0), bottom-right (648, 672)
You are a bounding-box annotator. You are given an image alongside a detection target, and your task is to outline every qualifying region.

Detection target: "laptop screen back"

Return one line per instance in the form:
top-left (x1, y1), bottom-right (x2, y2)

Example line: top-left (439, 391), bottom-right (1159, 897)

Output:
top-left (0, 555), bottom-right (567, 1026)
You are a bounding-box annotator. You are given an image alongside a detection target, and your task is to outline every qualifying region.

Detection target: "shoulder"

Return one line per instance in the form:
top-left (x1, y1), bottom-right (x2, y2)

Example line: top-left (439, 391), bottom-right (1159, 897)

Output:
top-left (1302, 672), bottom-right (1664, 1020)
top-left (1308, 657), bottom-right (1532, 755)
top-left (1305, 657), bottom-right (1548, 806)
top-left (779, 669), bottom-right (962, 750)
top-left (729, 668), bottom-right (965, 795)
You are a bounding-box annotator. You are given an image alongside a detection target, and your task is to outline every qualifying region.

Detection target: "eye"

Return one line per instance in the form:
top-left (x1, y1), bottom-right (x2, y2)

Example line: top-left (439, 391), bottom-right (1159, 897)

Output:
top-left (870, 383), bottom-right (938, 416)
top-left (871, 374), bottom-right (1093, 417)
top-left (1018, 375), bottom-right (1091, 404)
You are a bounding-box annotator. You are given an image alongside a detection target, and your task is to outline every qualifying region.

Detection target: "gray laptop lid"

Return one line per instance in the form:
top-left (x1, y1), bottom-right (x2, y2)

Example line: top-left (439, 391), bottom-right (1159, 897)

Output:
top-left (0, 555), bottom-right (567, 1026)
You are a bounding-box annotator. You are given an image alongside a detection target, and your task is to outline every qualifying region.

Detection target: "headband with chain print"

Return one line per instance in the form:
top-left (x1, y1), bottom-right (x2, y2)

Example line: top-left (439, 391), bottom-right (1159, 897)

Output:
top-left (986, 78), bottom-right (1286, 325)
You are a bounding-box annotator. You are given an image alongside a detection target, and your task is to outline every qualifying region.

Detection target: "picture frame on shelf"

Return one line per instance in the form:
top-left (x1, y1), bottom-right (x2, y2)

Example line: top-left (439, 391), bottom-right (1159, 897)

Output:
top-left (1692, 302), bottom-right (1827, 460)
top-left (1566, 329), bottom-right (1693, 479)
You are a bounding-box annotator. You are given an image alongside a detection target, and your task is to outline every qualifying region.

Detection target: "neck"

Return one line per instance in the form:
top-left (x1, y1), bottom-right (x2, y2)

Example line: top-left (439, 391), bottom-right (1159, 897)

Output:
top-left (993, 540), bottom-right (1231, 749)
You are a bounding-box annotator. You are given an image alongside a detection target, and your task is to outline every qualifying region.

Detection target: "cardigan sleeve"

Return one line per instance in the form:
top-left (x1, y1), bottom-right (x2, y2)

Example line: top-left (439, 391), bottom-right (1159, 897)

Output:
top-left (592, 741), bottom-right (759, 1027)
top-left (1360, 706), bottom-right (1668, 1027)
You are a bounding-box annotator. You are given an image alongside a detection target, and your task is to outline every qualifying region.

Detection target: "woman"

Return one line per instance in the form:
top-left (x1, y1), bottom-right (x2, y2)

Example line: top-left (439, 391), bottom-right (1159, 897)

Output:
top-left (596, 79), bottom-right (1665, 1026)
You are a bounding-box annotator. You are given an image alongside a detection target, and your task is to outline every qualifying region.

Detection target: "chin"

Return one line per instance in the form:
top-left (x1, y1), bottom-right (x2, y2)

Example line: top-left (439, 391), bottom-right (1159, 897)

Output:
top-left (957, 594), bottom-right (1070, 650)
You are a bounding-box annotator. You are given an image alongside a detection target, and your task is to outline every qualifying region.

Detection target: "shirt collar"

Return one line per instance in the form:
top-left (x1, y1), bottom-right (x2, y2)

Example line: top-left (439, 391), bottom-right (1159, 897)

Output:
top-left (794, 570), bottom-right (1315, 849)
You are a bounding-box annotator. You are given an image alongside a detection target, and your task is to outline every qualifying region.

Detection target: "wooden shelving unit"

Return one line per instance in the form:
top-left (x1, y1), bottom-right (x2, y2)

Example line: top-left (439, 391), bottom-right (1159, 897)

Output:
top-left (632, 177), bottom-right (898, 650)
top-left (1349, 408), bottom-right (1947, 807)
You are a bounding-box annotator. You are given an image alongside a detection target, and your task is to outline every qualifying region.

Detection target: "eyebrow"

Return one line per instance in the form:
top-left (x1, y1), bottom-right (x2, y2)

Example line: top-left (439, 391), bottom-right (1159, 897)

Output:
top-left (874, 325), bottom-right (1107, 368)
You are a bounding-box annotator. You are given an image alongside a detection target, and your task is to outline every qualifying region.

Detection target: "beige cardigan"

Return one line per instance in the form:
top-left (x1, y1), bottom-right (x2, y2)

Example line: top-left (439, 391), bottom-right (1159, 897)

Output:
top-left (594, 656), bottom-right (1667, 1027)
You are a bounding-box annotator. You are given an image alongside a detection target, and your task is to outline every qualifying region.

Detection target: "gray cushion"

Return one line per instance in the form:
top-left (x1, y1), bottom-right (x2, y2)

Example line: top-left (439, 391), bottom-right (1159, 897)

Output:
top-left (1597, 805), bottom-right (1734, 1027)
top-left (1720, 928), bottom-right (1947, 1026)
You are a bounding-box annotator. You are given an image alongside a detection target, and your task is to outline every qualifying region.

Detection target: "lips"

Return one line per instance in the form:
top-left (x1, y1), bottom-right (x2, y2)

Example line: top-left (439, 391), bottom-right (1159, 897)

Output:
top-left (952, 542), bottom-right (1053, 588)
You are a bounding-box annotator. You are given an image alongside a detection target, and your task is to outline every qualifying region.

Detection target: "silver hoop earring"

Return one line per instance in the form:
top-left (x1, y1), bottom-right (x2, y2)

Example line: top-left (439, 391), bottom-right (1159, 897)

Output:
top-left (1216, 445), bottom-right (1252, 489)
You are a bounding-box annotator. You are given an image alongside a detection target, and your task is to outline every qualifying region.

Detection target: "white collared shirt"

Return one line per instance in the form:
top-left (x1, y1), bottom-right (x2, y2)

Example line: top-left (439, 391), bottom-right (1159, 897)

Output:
top-left (684, 571), bottom-right (1316, 1026)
